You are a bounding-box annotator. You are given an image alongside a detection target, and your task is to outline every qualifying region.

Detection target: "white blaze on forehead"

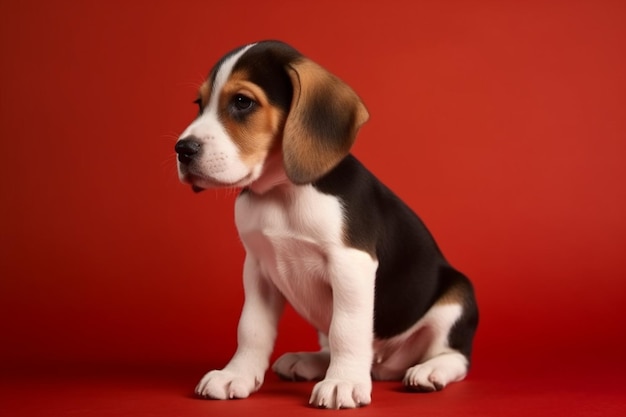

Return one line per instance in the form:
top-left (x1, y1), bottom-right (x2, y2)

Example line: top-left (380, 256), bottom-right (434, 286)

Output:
top-left (208, 43), bottom-right (256, 110)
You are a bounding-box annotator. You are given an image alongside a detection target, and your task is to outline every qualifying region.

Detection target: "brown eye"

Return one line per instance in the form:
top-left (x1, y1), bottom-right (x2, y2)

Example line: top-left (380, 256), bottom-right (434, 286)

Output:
top-left (233, 94), bottom-right (254, 111)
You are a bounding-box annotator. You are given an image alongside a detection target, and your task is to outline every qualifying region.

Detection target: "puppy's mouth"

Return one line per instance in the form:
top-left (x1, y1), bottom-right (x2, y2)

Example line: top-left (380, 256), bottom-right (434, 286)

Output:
top-left (183, 173), bottom-right (253, 193)
top-left (191, 184), bottom-right (205, 193)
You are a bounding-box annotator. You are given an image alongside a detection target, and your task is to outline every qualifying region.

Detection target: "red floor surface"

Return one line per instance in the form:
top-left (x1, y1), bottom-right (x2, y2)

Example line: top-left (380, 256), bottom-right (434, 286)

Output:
top-left (2, 358), bottom-right (625, 417)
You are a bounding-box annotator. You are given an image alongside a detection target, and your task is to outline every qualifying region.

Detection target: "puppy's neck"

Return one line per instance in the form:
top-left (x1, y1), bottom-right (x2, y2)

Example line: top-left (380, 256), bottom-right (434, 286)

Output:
top-left (248, 152), bottom-right (290, 195)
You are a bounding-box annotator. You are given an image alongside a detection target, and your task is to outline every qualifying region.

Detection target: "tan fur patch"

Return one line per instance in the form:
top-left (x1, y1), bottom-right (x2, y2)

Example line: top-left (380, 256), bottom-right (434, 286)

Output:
top-left (218, 71), bottom-right (285, 167)
top-left (436, 280), bottom-right (468, 306)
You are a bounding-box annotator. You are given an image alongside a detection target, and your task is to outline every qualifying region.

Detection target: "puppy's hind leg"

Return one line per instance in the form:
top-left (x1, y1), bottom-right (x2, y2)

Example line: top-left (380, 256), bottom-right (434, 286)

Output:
top-left (272, 332), bottom-right (330, 381)
top-left (403, 269), bottom-right (478, 392)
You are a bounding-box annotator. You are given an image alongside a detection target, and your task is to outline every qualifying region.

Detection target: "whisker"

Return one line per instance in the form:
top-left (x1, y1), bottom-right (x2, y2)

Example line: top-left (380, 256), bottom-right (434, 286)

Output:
top-left (161, 132), bottom-right (181, 142)
top-left (226, 187), bottom-right (241, 198)
top-left (160, 154), bottom-right (177, 169)
top-left (174, 79), bottom-right (204, 90)
top-left (195, 71), bottom-right (208, 85)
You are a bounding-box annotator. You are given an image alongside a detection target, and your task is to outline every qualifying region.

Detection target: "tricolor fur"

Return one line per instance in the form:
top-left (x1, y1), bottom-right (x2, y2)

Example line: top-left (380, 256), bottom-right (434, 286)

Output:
top-left (175, 40), bottom-right (478, 409)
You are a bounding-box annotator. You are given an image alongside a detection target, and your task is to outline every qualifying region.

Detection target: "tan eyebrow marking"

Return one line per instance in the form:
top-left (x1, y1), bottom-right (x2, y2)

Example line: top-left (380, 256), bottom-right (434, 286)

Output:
top-left (218, 70), bottom-right (286, 165)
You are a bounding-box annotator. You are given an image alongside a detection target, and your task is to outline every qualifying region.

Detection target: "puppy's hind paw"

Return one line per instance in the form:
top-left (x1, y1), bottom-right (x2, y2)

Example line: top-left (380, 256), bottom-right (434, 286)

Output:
top-left (403, 365), bottom-right (446, 392)
top-left (403, 353), bottom-right (468, 392)
top-left (272, 351), bottom-right (329, 381)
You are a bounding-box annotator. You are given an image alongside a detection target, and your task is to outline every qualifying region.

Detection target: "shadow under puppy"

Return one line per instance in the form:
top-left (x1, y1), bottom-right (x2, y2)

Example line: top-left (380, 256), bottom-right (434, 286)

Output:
top-left (174, 40), bottom-right (478, 409)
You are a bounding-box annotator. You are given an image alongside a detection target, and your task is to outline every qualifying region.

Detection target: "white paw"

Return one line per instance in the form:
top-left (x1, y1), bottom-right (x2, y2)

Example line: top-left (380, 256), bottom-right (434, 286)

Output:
top-left (195, 369), bottom-right (261, 400)
top-left (309, 378), bottom-right (372, 409)
top-left (403, 364), bottom-right (449, 392)
top-left (403, 354), bottom-right (467, 392)
top-left (272, 352), bottom-right (330, 381)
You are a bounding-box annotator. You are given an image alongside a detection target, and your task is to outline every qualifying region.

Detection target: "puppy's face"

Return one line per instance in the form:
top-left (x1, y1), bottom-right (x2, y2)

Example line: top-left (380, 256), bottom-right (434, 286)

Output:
top-left (175, 41), bottom-right (369, 192)
top-left (176, 44), bottom-right (289, 191)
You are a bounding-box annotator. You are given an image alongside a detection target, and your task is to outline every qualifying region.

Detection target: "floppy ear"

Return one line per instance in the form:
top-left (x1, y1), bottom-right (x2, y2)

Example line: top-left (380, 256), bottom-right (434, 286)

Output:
top-left (282, 59), bottom-right (369, 184)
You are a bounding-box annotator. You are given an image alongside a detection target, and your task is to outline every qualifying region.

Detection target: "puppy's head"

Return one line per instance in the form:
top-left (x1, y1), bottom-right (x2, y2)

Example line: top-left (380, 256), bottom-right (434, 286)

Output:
top-left (175, 41), bottom-right (369, 192)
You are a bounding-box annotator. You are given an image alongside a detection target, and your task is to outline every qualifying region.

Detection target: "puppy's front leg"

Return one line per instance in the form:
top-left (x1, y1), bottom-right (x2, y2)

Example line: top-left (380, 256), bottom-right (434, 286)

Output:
top-left (310, 249), bottom-right (378, 409)
top-left (196, 255), bottom-right (285, 400)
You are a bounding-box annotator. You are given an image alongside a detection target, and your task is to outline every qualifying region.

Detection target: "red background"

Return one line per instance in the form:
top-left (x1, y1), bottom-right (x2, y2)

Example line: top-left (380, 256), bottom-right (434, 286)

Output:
top-left (1, 1), bottom-right (625, 416)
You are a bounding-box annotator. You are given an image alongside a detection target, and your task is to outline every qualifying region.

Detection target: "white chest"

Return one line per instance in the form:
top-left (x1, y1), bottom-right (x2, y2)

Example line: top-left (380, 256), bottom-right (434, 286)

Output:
top-left (234, 185), bottom-right (346, 332)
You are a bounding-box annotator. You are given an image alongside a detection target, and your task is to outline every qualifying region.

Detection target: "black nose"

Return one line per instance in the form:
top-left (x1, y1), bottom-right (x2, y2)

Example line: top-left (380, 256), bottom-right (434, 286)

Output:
top-left (175, 137), bottom-right (202, 164)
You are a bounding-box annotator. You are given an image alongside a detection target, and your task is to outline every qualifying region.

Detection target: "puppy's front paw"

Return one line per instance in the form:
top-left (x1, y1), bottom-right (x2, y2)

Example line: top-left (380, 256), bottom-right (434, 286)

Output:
top-left (195, 369), bottom-right (261, 400)
top-left (309, 378), bottom-right (372, 409)
top-left (272, 352), bottom-right (330, 381)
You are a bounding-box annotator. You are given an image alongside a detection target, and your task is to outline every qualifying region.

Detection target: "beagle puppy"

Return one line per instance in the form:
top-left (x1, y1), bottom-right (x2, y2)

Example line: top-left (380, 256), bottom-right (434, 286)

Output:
top-left (175, 40), bottom-right (478, 409)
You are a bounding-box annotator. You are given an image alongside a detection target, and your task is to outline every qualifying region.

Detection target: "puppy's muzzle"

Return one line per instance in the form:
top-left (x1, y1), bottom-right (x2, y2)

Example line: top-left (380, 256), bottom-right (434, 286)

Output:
top-left (175, 136), bottom-right (202, 164)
